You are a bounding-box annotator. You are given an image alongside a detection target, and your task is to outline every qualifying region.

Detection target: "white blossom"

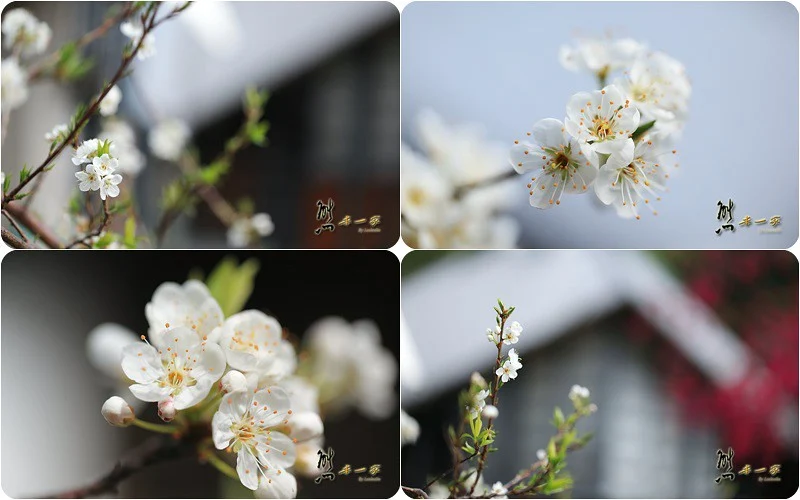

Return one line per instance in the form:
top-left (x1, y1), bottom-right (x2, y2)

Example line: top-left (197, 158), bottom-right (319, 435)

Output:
top-left (211, 387), bottom-right (296, 491)
top-left (468, 388), bottom-right (489, 418)
top-left (92, 153), bottom-right (118, 177)
top-left (72, 139), bottom-right (100, 165)
top-left (2, 9), bottom-right (51, 57)
top-left (99, 85), bottom-right (122, 116)
top-left (304, 317), bottom-right (397, 419)
top-left (401, 409), bottom-right (420, 446)
top-left (144, 280), bottom-right (225, 349)
top-left (99, 173), bottom-right (123, 200)
top-left (75, 165), bottom-right (102, 192)
top-left (254, 470), bottom-right (297, 499)
top-left (569, 384), bottom-right (591, 407)
top-left (101, 396), bottom-right (135, 427)
top-left (565, 85), bottom-right (640, 158)
top-left (44, 123), bottom-right (68, 143)
top-left (595, 134), bottom-right (677, 219)
top-left (121, 20), bottom-right (156, 60)
top-left (510, 118), bottom-right (597, 208)
top-left (491, 481), bottom-right (508, 498)
top-left (121, 326), bottom-right (226, 409)
top-left (1, 58), bottom-right (28, 111)
top-left (496, 351), bottom-right (521, 383)
top-left (218, 310), bottom-right (296, 381)
top-left (148, 119), bottom-right (190, 161)
top-left (507, 348), bottom-right (522, 371)
top-left (502, 321), bottom-right (522, 344)
top-left (227, 213), bottom-right (275, 247)
top-left (401, 145), bottom-right (454, 229)
top-left (482, 404), bottom-right (499, 420)
top-left (537, 448), bottom-right (548, 464)
top-left (559, 36), bottom-right (645, 77)
top-left (614, 51), bottom-right (691, 137)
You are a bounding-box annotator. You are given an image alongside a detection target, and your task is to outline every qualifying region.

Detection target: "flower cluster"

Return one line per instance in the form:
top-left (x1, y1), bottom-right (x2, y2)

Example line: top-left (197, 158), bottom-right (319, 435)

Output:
top-left (93, 272), bottom-right (397, 498)
top-left (511, 36), bottom-right (689, 219)
top-left (0, 9), bottom-right (51, 113)
top-left (72, 139), bottom-right (123, 200)
top-left (2, 8), bottom-right (51, 57)
top-left (402, 109), bottom-right (519, 248)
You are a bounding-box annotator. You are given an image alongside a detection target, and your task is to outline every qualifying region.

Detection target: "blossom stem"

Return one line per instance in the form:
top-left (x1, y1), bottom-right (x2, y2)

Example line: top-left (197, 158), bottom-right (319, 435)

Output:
top-left (201, 447), bottom-right (239, 481)
top-left (65, 198), bottom-right (110, 248)
top-left (468, 314), bottom-right (506, 497)
top-left (453, 169), bottom-right (517, 200)
top-left (132, 418), bottom-right (182, 434)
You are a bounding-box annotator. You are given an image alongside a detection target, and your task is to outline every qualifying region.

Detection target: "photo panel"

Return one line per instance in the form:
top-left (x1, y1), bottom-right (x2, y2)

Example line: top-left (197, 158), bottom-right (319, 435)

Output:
top-left (401, 2), bottom-right (798, 249)
top-left (1, 1), bottom-right (399, 249)
top-left (1, 250), bottom-right (399, 498)
top-left (401, 250), bottom-right (798, 498)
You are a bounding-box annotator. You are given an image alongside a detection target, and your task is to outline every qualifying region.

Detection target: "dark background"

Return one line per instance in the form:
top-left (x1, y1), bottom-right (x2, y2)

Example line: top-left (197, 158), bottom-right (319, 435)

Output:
top-left (2, 250), bottom-right (399, 498)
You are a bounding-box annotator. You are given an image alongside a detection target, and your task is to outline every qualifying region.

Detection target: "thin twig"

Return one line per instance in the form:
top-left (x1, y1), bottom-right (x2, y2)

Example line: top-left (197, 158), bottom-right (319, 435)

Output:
top-left (65, 198), bottom-right (110, 248)
top-left (4, 203), bottom-right (63, 248)
top-left (453, 170), bottom-right (517, 200)
top-left (425, 452), bottom-right (478, 491)
top-left (403, 486), bottom-right (430, 499)
top-left (27, 3), bottom-right (139, 81)
top-left (2, 2), bottom-right (187, 208)
top-left (2, 209), bottom-right (28, 241)
top-left (1, 227), bottom-right (32, 248)
top-left (45, 436), bottom-right (190, 498)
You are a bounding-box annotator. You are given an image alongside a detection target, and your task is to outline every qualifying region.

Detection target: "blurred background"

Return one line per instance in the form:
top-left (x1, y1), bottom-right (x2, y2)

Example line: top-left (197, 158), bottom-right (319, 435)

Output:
top-left (3, 1), bottom-right (399, 248)
top-left (1, 250), bottom-right (399, 498)
top-left (401, 2), bottom-right (798, 249)
top-left (401, 250), bottom-right (798, 498)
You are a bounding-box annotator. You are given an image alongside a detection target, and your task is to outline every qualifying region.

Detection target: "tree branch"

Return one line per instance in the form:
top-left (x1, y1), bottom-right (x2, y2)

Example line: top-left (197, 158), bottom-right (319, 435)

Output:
top-left (45, 436), bottom-right (191, 499)
top-left (453, 170), bottom-right (517, 200)
top-left (65, 198), bottom-right (110, 248)
top-left (1, 227), bottom-right (32, 249)
top-left (4, 203), bottom-right (63, 248)
top-left (27, 2), bottom-right (139, 81)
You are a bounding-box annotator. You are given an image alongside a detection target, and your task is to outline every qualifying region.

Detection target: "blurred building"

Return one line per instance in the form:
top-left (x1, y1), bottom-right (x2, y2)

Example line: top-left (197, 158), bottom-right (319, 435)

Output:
top-left (401, 251), bottom-right (798, 498)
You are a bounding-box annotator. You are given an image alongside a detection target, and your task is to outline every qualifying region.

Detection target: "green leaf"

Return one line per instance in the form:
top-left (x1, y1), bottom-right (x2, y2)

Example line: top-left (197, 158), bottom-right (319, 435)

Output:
top-left (2, 174), bottom-right (10, 193)
top-left (204, 257), bottom-right (261, 316)
top-left (632, 120), bottom-right (656, 142)
top-left (18, 165), bottom-right (30, 183)
top-left (246, 121), bottom-right (270, 147)
top-left (542, 475), bottom-right (573, 494)
top-left (123, 217), bottom-right (137, 248)
top-left (92, 231), bottom-right (116, 249)
top-left (462, 443), bottom-right (475, 454)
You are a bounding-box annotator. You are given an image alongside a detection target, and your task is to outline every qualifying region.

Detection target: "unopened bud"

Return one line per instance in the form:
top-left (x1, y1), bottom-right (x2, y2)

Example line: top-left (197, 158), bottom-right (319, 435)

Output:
top-left (158, 398), bottom-right (176, 422)
top-left (482, 404), bottom-right (499, 419)
top-left (102, 396), bottom-right (135, 427)
top-left (219, 370), bottom-right (248, 394)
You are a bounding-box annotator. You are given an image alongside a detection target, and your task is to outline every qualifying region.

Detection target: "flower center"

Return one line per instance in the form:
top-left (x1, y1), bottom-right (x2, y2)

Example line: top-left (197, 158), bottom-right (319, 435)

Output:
top-left (593, 117), bottom-right (613, 140)
top-left (408, 187), bottom-right (427, 206)
top-left (553, 152), bottom-right (570, 169)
